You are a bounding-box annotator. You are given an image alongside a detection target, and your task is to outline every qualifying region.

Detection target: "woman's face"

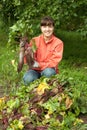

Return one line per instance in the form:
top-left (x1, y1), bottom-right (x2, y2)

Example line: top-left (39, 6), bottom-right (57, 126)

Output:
top-left (40, 25), bottom-right (54, 38)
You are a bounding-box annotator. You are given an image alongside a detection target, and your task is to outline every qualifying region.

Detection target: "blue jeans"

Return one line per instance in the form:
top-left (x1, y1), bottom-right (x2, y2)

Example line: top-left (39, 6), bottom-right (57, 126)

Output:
top-left (23, 68), bottom-right (56, 85)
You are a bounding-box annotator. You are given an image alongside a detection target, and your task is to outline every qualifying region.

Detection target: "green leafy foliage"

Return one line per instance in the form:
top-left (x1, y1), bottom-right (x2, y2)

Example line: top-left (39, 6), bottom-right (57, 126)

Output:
top-left (0, 74), bottom-right (87, 129)
top-left (0, 29), bottom-right (87, 129)
top-left (0, 0), bottom-right (87, 45)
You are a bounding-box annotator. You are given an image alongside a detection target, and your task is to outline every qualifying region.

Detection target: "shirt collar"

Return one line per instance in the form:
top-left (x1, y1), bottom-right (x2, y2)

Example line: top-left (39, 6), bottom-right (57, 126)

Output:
top-left (41, 34), bottom-right (54, 44)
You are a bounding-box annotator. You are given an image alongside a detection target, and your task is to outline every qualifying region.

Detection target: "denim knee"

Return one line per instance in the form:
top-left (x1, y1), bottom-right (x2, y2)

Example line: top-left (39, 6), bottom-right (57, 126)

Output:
top-left (23, 70), bottom-right (41, 85)
top-left (41, 68), bottom-right (56, 77)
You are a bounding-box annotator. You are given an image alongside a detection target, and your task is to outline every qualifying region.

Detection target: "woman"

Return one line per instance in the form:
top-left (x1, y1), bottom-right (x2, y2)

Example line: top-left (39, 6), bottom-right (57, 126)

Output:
top-left (23, 16), bottom-right (63, 85)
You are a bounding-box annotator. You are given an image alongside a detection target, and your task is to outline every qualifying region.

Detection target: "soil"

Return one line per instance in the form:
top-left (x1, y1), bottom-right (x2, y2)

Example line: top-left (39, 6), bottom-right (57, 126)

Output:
top-left (0, 87), bottom-right (4, 97)
top-left (79, 114), bottom-right (87, 124)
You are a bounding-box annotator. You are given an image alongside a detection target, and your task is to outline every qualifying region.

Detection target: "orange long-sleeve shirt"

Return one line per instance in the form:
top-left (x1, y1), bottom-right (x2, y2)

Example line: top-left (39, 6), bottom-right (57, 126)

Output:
top-left (29, 34), bottom-right (63, 73)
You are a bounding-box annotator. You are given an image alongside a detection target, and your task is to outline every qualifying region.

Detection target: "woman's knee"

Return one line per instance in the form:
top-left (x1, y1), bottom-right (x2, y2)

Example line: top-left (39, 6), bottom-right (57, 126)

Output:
top-left (41, 68), bottom-right (56, 77)
top-left (23, 70), bottom-right (40, 85)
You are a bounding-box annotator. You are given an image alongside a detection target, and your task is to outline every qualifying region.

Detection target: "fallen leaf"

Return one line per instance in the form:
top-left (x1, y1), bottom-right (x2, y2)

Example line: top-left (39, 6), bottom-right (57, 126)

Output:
top-left (37, 82), bottom-right (49, 95)
top-left (65, 96), bottom-right (73, 109)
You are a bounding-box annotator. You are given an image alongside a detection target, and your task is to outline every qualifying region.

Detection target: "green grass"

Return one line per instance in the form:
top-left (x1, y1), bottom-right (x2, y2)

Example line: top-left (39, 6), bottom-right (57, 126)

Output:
top-left (57, 30), bottom-right (87, 63)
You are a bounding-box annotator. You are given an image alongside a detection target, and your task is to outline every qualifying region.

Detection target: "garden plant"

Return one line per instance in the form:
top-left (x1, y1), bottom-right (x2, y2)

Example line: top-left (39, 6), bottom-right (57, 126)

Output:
top-left (0, 0), bottom-right (87, 129)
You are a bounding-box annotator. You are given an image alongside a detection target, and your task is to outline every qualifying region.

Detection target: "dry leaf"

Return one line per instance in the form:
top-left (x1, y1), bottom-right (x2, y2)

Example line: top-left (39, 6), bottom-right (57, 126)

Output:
top-left (65, 96), bottom-right (73, 109)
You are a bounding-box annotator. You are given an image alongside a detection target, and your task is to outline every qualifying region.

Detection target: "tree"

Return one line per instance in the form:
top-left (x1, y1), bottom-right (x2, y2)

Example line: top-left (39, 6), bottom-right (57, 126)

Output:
top-left (0, 0), bottom-right (87, 43)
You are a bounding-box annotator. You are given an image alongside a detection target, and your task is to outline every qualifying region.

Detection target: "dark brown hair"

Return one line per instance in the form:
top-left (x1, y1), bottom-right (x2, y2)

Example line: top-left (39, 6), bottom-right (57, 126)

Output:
top-left (40, 16), bottom-right (54, 27)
